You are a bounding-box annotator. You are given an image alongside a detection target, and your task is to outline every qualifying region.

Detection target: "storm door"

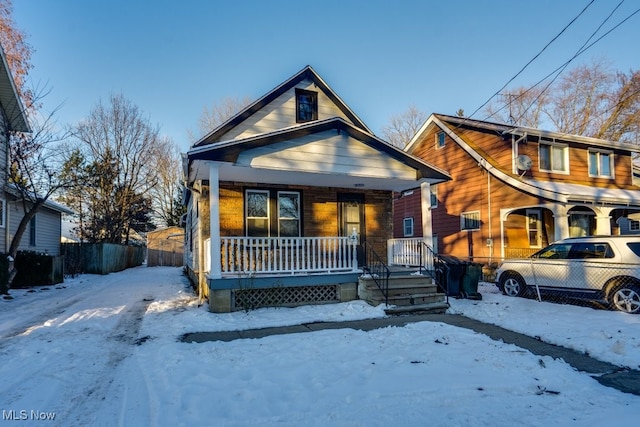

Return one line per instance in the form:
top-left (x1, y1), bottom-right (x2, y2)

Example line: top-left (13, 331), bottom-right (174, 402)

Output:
top-left (338, 193), bottom-right (365, 266)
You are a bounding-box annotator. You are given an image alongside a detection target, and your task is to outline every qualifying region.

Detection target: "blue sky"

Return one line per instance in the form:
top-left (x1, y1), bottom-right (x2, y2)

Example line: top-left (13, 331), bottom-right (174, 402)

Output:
top-left (13, 0), bottom-right (640, 151)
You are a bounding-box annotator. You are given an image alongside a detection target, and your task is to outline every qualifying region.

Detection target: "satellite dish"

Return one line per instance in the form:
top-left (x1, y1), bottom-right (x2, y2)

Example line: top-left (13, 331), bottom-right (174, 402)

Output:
top-left (516, 155), bottom-right (533, 171)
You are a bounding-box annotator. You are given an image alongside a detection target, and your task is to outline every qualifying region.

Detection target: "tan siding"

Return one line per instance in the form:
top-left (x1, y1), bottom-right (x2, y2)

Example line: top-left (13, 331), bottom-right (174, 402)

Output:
top-left (219, 80), bottom-right (356, 141)
top-left (242, 133), bottom-right (416, 179)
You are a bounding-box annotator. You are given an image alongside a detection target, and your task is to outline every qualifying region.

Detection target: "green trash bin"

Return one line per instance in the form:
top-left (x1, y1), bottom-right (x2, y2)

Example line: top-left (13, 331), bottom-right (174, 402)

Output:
top-left (461, 262), bottom-right (483, 300)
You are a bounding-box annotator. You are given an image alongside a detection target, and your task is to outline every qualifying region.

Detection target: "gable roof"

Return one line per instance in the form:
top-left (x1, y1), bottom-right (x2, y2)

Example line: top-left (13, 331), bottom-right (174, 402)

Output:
top-left (407, 113), bottom-right (640, 154)
top-left (192, 65), bottom-right (371, 147)
top-left (408, 113), bottom-right (640, 207)
top-left (0, 45), bottom-right (29, 133)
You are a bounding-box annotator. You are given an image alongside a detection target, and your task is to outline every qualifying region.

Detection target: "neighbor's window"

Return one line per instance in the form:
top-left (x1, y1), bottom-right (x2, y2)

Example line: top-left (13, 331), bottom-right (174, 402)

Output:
top-left (588, 150), bottom-right (613, 178)
top-left (436, 131), bottom-right (446, 149)
top-left (630, 220), bottom-right (640, 231)
top-left (403, 217), bottom-right (414, 237)
top-left (539, 141), bottom-right (568, 173)
top-left (277, 191), bottom-right (300, 237)
top-left (296, 89), bottom-right (317, 123)
top-left (246, 190), bottom-right (270, 237)
top-left (29, 215), bottom-right (37, 246)
top-left (461, 211), bottom-right (480, 231)
top-left (0, 199), bottom-right (4, 228)
top-left (430, 184), bottom-right (438, 208)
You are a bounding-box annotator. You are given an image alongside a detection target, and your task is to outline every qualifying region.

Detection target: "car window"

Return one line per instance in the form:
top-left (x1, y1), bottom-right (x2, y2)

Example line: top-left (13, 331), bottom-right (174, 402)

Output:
top-left (626, 242), bottom-right (640, 257)
top-left (568, 242), bottom-right (614, 259)
top-left (535, 243), bottom-right (571, 259)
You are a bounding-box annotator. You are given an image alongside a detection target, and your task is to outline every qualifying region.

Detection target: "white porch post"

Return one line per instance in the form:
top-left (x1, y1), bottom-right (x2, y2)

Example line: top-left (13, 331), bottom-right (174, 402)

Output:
top-left (553, 205), bottom-right (570, 241)
top-left (420, 182), bottom-right (433, 248)
top-left (208, 162), bottom-right (222, 279)
top-left (595, 207), bottom-right (613, 236)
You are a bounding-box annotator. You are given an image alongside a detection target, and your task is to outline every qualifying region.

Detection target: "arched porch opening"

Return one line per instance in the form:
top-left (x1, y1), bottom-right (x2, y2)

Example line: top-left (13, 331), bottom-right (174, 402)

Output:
top-left (502, 207), bottom-right (555, 258)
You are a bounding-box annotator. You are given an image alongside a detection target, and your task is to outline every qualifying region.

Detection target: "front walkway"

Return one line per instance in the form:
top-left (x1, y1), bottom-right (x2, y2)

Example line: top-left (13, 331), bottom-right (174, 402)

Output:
top-left (181, 312), bottom-right (640, 397)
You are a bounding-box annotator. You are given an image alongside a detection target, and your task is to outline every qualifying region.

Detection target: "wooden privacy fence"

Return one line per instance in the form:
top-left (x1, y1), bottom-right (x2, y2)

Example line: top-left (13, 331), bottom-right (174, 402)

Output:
top-left (61, 243), bottom-right (145, 275)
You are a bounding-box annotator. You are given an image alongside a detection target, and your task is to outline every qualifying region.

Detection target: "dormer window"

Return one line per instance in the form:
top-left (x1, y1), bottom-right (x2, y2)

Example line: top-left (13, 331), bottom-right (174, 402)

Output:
top-left (296, 89), bottom-right (317, 123)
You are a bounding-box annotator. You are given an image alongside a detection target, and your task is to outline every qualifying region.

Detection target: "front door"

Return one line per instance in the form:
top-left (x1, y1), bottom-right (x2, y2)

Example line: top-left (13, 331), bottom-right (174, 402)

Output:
top-left (338, 194), bottom-right (365, 266)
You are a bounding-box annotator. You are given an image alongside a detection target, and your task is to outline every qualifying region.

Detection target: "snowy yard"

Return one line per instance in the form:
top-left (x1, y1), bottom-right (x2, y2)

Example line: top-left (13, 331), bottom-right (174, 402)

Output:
top-left (1, 266), bottom-right (639, 426)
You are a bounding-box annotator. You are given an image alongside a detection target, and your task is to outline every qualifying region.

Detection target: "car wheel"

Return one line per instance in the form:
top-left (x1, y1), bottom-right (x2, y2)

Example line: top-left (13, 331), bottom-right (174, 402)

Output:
top-left (500, 274), bottom-right (525, 297)
top-left (610, 284), bottom-right (640, 314)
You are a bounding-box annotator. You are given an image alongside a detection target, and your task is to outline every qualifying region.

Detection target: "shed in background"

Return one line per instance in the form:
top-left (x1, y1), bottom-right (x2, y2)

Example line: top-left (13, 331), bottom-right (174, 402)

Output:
top-left (147, 226), bottom-right (185, 267)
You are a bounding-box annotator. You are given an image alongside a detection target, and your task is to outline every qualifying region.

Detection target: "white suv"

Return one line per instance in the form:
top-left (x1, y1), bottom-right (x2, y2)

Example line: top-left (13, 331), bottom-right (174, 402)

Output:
top-left (495, 236), bottom-right (640, 314)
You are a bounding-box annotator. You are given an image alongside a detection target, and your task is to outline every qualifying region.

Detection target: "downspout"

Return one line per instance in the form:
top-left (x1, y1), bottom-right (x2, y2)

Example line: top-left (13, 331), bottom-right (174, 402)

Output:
top-left (487, 172), bottom-right (492, 264)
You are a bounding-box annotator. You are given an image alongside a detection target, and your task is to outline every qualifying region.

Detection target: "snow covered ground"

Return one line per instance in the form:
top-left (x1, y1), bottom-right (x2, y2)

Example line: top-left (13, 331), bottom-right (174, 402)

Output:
top-left (1, 266), bottom-right (639, 426)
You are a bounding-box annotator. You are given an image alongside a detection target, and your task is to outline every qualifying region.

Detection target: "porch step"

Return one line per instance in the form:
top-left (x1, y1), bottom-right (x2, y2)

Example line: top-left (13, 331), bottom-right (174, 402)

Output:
top-left (358, 274), bottom-right (446, 308)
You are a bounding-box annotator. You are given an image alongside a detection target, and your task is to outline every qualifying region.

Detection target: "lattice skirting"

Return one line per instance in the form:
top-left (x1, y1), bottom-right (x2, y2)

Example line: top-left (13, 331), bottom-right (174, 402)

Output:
top-left (233, 285), bottom-right (339, 311)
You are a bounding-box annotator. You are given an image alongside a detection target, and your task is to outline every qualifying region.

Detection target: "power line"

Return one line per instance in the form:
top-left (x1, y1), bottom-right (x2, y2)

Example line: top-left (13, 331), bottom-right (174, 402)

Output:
top-left (466, 0), bottom-right (596, 121)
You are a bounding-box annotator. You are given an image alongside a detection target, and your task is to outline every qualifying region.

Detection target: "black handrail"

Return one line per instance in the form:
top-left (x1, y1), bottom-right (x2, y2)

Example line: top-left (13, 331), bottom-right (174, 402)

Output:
top-left (421, 242), bottom-right (449, 304)
top-left (362, 241), bottom-right (390, 306)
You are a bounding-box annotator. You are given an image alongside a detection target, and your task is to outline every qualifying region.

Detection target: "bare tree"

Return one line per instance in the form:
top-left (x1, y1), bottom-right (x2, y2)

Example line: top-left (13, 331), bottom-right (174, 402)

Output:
top-left (188, 96), bottom-right (252, 142)
top-left (485, 86), bottom-right (549, 128)
top-left (148, 136), bottom-right (186, 227)
top-left (485, 59), bottom-right (640, 144)
top-left (382, 105), bottom-right (428, 148)
top-left (2, 106), bottom-right (76, 293)
top-left (72, 94), bottom-right (160, 244)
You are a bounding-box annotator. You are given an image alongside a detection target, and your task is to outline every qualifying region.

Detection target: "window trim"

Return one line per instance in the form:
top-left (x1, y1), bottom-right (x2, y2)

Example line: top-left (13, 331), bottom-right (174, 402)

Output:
top-left (461, 211), bottom-right (481, 231)
top-left (245, 189), bottom-right (271, 237)
top-left (435, 131), bottom-right (446, 149)
top-left (0, 199), bottom-right (5, 228)
top-left (403, 217), bottom-right (414, 237)
top-left (538, 140), bottom-right (569, 174)
top-left (295, 88), bottom-right (318, 123)
top-left (29, 215), bottom-right (37, 246)
top-left (430, 184), bottom-right (438, 208)
top-left (277, 190), bottom-right (301, 237)
top-left (245, 188), bottom-right (303, 238)
top-left (588, 149), bottom-right (614, 178)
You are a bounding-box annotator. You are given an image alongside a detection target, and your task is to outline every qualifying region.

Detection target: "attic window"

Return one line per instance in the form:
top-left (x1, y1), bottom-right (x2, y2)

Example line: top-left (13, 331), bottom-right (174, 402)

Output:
top-left (296, 89), bottom-right (317, 123)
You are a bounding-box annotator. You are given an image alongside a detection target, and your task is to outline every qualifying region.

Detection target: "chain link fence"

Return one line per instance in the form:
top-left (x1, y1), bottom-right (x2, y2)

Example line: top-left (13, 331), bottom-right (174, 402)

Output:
top-left (488, 255), bottom-right (640, 314)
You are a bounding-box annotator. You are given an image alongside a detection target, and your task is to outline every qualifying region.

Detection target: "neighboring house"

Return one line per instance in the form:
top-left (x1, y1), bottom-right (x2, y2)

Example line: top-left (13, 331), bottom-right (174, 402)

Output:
top-left (184, 66), bottom-right (450, 312)
top-left (396, 113), bottom-right (640, 264)
top-left (0, 46), bottom-right (72, 257)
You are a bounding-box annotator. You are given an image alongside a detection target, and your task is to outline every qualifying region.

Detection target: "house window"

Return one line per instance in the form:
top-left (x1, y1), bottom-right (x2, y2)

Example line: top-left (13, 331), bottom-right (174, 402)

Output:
top-left (430, 184), bottom-right (438, 208)
top-left (246, 190), bottom-right (270, 237)
top-left (461, 211), bottom-right (480, 231)
top-left (296, 89), bottom-right (317, 123)
top-left (0, 199), bottom-right (4, 228)
top-left (245, 189), bottom-right (302, 237)
top-left (403, 217), bottom-right (414, 237)
top-left (277, 191), bottom-right (300, 237)
top-left (588, 150), bottom-right (613, 178)
top-left (630, 220), bottom-right (640, 231)
top-left (539, 141), bottom-right (568, 173)
top-left (436, 131), bottom-right (446, 149)
top-left (29, 215), bottom-right (37, 246)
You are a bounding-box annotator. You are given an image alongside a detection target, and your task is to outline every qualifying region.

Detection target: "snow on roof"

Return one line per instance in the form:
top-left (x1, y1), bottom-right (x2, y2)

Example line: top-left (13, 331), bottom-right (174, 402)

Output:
top-left (525, 178), bottom-right (640, 206)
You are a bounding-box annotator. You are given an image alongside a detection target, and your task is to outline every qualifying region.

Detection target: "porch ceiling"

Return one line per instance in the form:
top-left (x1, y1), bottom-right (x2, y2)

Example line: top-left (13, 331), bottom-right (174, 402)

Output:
top-left (190, 160), bottom-right (436, 192)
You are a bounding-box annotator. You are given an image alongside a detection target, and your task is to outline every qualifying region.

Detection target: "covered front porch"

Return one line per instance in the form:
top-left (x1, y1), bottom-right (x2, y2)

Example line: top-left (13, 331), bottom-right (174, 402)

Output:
top-left (186, 119), bottom-right (451, 312)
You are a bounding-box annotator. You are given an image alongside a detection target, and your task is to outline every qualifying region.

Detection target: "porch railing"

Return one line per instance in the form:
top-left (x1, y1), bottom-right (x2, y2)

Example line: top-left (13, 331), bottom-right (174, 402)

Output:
top-left (388, 238), bottom-right (434, 271)
top-left (215, 236), bottom-right (358, 276)
top-left (363, 241), bottom-right (390, 306)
